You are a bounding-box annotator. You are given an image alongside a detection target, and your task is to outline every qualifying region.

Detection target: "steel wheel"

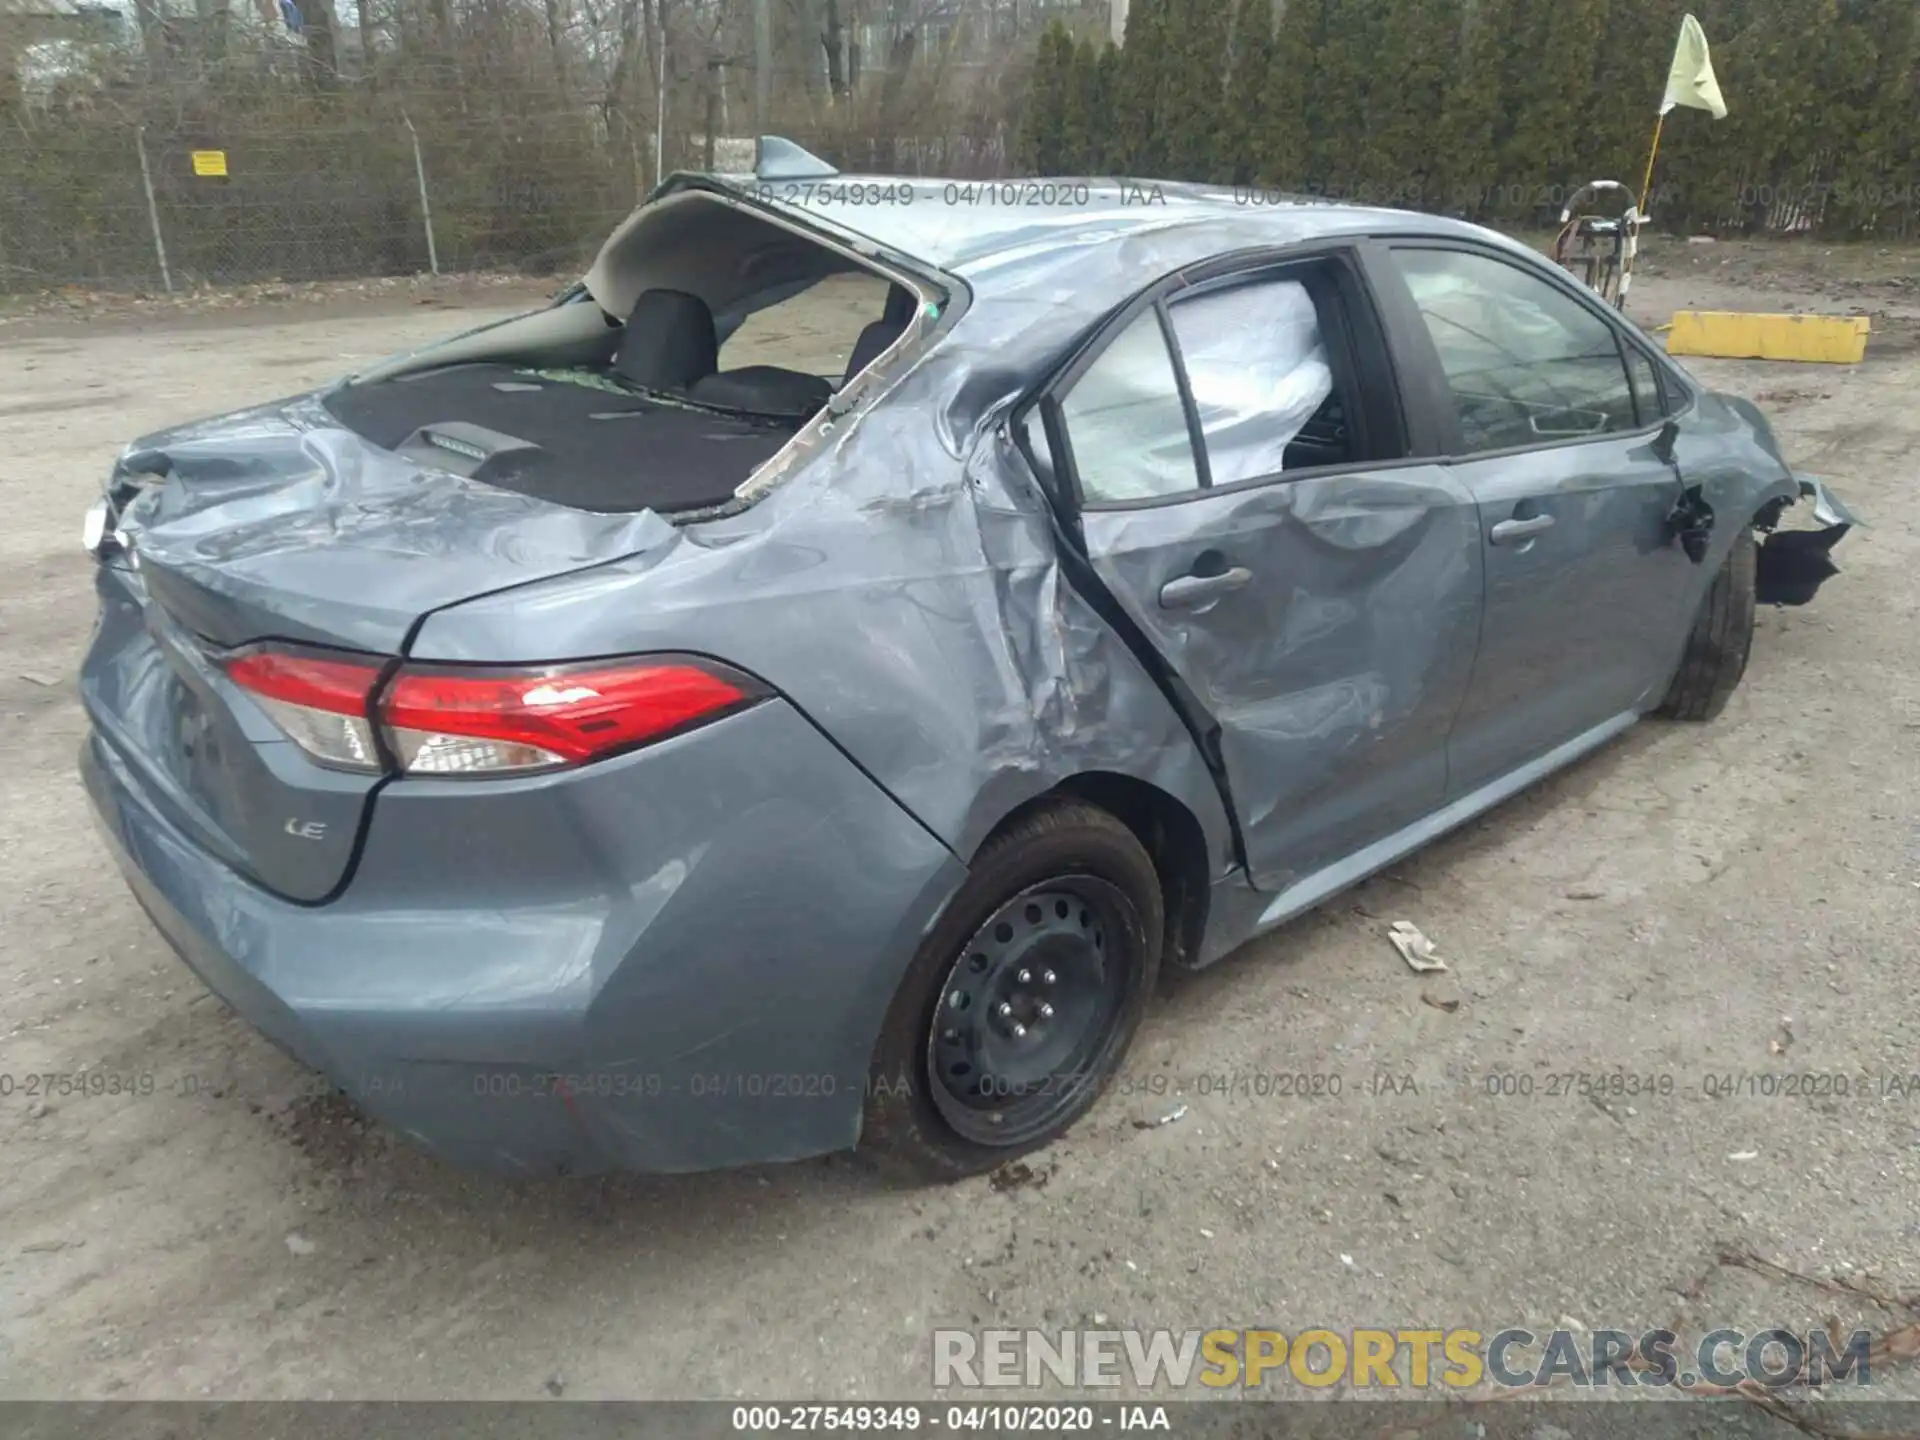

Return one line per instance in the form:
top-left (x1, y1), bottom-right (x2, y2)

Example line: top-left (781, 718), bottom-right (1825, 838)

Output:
top-left (861, 799), bottom-right (1163, 1182)
top-left (925, 876), bottom-right (1137, 1147)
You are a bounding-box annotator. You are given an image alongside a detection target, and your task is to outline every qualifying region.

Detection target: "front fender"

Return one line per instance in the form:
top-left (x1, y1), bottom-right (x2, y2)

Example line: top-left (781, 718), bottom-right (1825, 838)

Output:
top-left (1754, 471), bottom-right (1859, 607)
top-left (1793, 471), bottom-right (1859, 529)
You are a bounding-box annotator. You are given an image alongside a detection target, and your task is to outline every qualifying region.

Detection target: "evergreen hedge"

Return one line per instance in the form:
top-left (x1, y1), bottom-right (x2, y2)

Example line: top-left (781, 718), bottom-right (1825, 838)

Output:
top-left (1015, 0), bottom-right (1920, 238)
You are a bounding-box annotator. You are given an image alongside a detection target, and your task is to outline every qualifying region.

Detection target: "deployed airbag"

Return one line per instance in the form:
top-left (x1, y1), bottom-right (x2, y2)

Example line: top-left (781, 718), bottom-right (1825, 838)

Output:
top-left (1168, 279), bottom-right (1334, 486)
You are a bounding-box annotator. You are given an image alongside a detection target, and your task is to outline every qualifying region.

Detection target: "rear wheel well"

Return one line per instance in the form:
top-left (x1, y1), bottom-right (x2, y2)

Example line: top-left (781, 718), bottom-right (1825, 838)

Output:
top-left (984, 775), bottom-right (1211, 971)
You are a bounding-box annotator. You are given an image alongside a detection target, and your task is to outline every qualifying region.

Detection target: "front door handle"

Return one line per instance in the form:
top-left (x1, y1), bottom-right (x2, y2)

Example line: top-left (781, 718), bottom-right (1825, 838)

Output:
top-left (1159, 567), bottom-right (1253, 609)
top-left (1489, 514), bottom-right (1555, 545)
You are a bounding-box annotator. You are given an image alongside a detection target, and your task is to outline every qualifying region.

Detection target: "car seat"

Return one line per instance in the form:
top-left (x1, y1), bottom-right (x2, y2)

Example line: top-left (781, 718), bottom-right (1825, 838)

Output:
top-left (614, 289), bottom-right (720, 392)
top-left (843, 285), bottom-right (917, 383)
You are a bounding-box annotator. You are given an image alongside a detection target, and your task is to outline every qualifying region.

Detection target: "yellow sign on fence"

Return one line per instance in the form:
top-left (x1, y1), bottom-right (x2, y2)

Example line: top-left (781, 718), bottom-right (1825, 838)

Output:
top-left (191, 150), bottom-right (229, 178)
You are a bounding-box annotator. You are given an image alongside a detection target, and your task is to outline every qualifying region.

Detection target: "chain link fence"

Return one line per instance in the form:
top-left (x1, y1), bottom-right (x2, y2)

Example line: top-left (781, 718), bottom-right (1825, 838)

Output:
top-left (1, 107), bottom-right (659, 293)
top-left (0, 113), bottom-right (1020, 295)
top-left (7, 110), bottom-right (1912, 298)
top-left (1, 40), bottom-right (1023, 297)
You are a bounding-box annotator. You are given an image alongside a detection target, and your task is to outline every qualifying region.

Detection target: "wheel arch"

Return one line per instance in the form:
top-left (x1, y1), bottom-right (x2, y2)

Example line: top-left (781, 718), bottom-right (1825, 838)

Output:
top-left (976, 772), bottom-right (1213, 972)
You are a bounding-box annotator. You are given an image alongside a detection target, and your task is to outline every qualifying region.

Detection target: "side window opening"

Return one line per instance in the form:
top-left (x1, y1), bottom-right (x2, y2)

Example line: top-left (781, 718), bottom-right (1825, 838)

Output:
top-left (1058, 309), bottom-right (1204, 504)
top-left (718, 271), bottom-right (904, 384)
top-left (1391, 247), bottom-right (1640, 453)
top-left (1623, 343), bottom-right (1667, 427)
top-left (1167, 272), bottom-right (1358, 485)
top-left (1053, 258), bottom-right (1389, 508)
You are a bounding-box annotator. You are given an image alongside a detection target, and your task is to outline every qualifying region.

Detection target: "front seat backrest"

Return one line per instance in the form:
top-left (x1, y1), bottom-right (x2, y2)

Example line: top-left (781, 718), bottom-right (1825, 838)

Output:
top-left (615, 289), bottom-right (718, 391)
top-left (843, 284), bottom-right (918, 383)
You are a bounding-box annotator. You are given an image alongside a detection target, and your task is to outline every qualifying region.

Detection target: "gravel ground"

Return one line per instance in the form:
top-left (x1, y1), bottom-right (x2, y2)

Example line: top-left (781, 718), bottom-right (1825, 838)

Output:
top-left (1, 244), bottom-right (1917, 1409)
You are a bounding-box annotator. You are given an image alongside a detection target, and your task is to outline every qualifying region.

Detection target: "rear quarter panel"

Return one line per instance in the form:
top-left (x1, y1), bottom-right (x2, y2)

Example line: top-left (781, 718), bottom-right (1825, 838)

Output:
top-left (406, 359), bottom-right (1235, 879)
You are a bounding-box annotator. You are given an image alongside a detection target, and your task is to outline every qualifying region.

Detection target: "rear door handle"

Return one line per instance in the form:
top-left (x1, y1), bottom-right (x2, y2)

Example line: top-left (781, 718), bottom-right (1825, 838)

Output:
top-left (1489, 514), bottom-right (1555, 545)
top-left (1159, 567), bottom-right (1253, 609)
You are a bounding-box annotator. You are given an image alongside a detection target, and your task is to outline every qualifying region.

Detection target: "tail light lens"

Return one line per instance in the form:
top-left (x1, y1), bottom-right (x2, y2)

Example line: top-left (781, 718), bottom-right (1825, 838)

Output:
top-left (224, 649), bottom-right (763, 777)
top-left (380, 661), bottom-right (758, 774)
top-left (224, 650), bottom-right (384, 771)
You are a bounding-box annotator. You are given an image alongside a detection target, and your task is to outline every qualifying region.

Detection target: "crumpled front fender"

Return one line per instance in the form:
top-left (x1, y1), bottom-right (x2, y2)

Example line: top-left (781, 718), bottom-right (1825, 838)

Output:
top-left (1795, 471), bottom-right (1859, 530)
top-left (1755, 471), bottom-right (1860, 607)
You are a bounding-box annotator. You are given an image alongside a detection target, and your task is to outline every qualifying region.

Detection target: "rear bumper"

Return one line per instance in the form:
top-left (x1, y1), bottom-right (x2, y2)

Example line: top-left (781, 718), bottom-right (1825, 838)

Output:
top-left (82, 700), bottom-right (966, 1175)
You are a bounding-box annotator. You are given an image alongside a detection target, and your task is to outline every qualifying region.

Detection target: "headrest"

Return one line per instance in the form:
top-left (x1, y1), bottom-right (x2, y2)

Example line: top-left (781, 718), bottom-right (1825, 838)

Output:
top-left (843, 286), bottom-right (920, 382)
top-left (614, 289), bottom-right (719, 391)
top-left (882, 284), bottom-right (917, 325)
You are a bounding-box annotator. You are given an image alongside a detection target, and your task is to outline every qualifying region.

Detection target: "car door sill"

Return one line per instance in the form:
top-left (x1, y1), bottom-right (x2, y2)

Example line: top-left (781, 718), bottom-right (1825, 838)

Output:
top-left (1249, 710), bottom-right (1641, 937)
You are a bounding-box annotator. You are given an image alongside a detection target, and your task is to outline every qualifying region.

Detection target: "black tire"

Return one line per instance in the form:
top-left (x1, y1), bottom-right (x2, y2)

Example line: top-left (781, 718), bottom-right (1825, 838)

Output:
top-left (1657, 529), bottom-right (1757, 722)
top-left (859, 800), bottom-right (1163, 1182)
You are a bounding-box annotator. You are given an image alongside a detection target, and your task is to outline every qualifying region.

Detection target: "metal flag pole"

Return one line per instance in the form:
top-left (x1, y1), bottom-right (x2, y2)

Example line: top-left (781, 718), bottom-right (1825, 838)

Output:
top-left (1638, 111), bottom-right (1667, 218)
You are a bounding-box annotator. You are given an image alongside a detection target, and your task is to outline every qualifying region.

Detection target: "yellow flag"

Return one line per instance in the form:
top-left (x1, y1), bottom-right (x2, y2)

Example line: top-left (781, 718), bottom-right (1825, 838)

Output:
top-left (1661, 14), bottom-right (1728, 118)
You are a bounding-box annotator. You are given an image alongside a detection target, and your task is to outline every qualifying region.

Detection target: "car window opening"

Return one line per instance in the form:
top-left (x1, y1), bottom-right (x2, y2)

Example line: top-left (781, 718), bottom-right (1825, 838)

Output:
top-left (320, 192), bottom-right (921, 517)
top-left (1056, 261), bottom-right (1374, 507)
top-left (1391, 247), bottom-right (1645, 451)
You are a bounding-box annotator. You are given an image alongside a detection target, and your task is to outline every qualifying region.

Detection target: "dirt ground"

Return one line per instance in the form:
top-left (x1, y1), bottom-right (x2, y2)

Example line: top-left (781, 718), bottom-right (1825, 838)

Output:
top-left (2, 238), bottom-right (1918, 1406)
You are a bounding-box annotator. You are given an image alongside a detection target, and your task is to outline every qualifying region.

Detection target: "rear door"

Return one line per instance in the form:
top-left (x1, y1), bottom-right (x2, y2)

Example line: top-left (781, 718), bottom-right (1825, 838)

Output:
top-left (1373, 243), bottom-right (1698, 795)
top-left (1033, 249), bottom-right (1484, 893)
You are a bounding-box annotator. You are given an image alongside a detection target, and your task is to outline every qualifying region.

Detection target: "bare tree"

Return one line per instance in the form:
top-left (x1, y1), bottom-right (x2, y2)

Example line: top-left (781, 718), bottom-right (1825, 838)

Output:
top-left (543, 0), bottom-right (570, 85)
top-left (602, 0), bottom-right (652, 130)
top-left (132, 0), bottom-right (171, 80)
top-left (879, 0), bottom-right (920, 109)
top-left (300, 0), bottom-right (340, 88)
top-left (821, 0), bottom-right (846, 99)
top-left (195, 0), bottom-right (232, 63)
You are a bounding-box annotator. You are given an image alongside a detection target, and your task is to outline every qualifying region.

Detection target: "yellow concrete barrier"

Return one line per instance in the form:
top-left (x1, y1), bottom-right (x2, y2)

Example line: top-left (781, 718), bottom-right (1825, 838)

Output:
top-left (1665, 310), bottom-right (1870, 364)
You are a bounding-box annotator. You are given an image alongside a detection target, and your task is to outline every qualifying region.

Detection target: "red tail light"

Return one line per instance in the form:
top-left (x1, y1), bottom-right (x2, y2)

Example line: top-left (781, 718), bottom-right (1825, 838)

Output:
top-left (224, 650), bottom-right (383, 772)
top-left (380, 660), bottom-right (759, 774)
top-left (224, 651), bottom-right (381, 711)
top-left (224, 649), bottom-right (762, 776)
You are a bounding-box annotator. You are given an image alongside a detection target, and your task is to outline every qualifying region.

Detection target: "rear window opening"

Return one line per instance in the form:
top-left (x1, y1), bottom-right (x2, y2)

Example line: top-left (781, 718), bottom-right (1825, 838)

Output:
top-left (321, 192), bottom-right (925, 517)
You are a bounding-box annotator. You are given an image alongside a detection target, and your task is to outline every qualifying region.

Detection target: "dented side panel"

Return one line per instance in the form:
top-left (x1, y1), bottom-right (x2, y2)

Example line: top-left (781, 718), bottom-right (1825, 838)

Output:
top-left (410, 375), bottom-right (1237, 877)
top-left (1079, 467), bottom-right (1483, 892)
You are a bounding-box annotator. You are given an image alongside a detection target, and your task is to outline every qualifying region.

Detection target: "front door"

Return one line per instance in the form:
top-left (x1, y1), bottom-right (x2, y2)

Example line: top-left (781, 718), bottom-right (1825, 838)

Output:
top-left (1376, 243), bottom-right (1702, 795)
top-left (1042, 255), bottom-right (1485, 893)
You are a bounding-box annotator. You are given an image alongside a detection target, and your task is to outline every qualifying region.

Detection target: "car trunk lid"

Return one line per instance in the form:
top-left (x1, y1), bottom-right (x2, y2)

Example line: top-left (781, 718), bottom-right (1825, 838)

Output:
top-left (81, 401), bottom-right (675, 902)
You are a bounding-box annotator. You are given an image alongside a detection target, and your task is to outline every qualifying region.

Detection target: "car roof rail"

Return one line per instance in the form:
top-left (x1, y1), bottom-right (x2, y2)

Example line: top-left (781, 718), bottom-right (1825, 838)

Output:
top-left (755, 136), bottom-right (839, 182)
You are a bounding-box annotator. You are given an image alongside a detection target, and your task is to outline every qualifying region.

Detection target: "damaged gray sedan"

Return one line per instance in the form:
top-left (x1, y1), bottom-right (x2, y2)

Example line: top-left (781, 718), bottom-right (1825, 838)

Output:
top-left (78, 144), bottom-right (1855, 1179)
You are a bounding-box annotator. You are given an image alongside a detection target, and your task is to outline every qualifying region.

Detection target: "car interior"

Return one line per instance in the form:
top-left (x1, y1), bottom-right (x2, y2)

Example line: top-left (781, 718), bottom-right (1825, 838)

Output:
top-left (1283, 392), bottom-right (1353, 469)
top-left (320, 191), bottom-right (922, 516)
